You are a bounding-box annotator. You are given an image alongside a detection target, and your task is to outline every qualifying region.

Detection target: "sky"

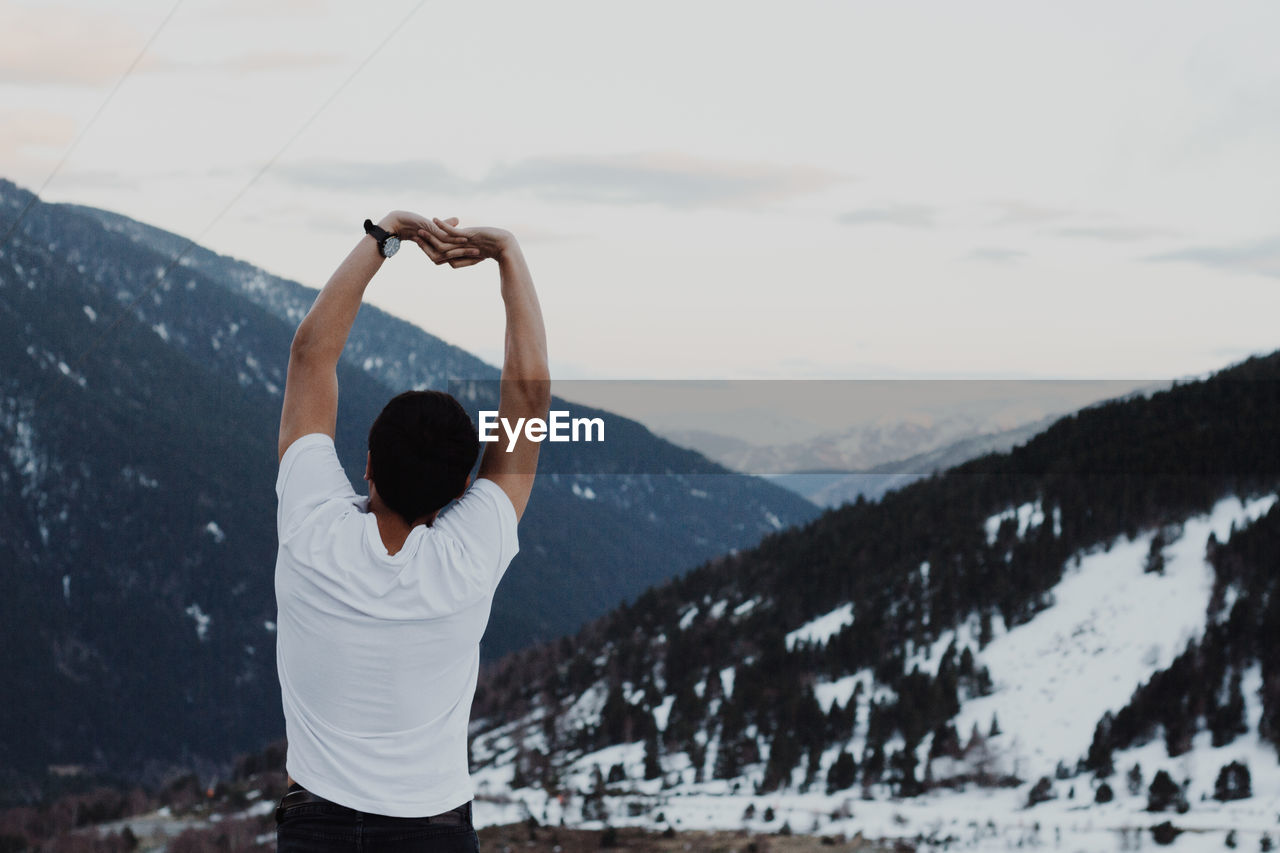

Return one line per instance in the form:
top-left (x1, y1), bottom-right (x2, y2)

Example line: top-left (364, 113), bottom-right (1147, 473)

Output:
top-left (3, 0), bottom-right (1279, 388)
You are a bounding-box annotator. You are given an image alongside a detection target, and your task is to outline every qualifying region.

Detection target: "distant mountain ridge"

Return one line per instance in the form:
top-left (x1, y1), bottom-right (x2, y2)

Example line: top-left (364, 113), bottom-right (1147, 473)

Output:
top-left (0, 179), bottom-right (817, 794)
top-left (770, 414), bottom-right (1063, 507)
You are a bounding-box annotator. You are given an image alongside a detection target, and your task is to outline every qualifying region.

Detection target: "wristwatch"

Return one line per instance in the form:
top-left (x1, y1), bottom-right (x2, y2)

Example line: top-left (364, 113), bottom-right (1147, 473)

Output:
top-left (363, 219), bottom-right (401, 258)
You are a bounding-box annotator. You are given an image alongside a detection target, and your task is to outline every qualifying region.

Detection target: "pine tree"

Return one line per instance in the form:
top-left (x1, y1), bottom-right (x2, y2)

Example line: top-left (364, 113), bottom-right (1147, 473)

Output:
top-left (888, 743), bottom-right (922, 797)
top-left (685, 737), bottom-right (706, 784)
top-left (643, 730), bottom-right (662, 781)
top-left (1127, 763), bottom-right (1144, 797)
top-left (582, 765), bottom-right (608, 823)
top-left (1086, 711), bottom-right (1115, 777)
top-left (1027, 776), bottom-right (1054, 807)
top-left (761, 729), bottom-right (801, 792)
top-left (1210, 672), bottom-right (1248, 747)
top-left (978, 610), bottom-right (994, 649)
top-left (1145, 531), bottom-right (1166, 574)
top-left (1213, 761), bottom-right (1251, 802)
top-left (1147, 769), bottom-right (1180, 812)
top-left (826, 750), bottom-right (857, 794)
top-left (975, 666), bottom-right (994, 696)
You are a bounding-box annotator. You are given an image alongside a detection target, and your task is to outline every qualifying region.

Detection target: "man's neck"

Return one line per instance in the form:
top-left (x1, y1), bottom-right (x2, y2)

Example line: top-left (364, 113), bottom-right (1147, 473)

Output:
top-left (368, 496), bottom-right (436, 556)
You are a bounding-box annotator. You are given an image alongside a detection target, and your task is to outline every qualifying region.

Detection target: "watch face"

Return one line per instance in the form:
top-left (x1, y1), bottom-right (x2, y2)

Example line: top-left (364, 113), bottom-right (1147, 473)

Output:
top-left (383, 236), bottom-right (401, 258)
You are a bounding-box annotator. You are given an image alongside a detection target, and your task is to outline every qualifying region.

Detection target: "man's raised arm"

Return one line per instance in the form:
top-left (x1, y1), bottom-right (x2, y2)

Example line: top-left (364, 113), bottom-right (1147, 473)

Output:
top-left (422, 219), bottom-right (549, 520)
top-left (278, 212), bottom-right (477, 461)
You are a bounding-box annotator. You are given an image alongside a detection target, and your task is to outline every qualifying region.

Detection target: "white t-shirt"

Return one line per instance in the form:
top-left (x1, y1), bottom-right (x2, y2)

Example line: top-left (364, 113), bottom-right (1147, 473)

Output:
top-left (274, 433), bottom-right (519, 817)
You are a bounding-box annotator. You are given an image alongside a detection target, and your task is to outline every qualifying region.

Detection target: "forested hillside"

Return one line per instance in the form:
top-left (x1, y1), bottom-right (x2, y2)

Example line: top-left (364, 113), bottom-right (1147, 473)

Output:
top-left (470, 353), bottom-right (1280, 811)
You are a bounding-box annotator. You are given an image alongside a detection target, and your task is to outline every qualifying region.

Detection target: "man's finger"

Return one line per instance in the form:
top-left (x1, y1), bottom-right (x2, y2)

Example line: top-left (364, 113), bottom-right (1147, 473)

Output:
top-left (417, 228), bottom-right (462, 255)
top-left (425, 219), bottom-right (468, 243)
top-left (416, 228), bottom-right (447, 251)
top-left (432, 217), bottom-right (469, 240)
top-left (412, 235), bottom-right (448, 264)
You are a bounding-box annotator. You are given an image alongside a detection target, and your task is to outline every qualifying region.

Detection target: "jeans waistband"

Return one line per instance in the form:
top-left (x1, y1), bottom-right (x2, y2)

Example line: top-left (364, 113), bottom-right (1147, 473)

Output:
top-left (275, 784), bottom-right (472, 826)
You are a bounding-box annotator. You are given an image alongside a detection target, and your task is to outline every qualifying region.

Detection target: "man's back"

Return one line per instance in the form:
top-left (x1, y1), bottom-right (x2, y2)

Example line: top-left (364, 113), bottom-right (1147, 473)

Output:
top-left (272, 213), bottom-right (547, 849)
top-left (275, 433), bottom-right (519, 816)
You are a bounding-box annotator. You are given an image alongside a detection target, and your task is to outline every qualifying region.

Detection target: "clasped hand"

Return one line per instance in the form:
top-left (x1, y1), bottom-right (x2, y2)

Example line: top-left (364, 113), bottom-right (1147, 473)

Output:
top-left (381, 211), bottom-right (514, 269)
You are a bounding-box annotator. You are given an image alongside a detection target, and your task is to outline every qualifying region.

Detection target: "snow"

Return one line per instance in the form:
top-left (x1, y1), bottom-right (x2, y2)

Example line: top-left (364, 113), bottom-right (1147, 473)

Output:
top-left (7, 413), bottom-right (41, 489)
top-left (562, 682), bottom-right (609, 731)
top-left (653, 695), bottom-right (675, 732)
top-left (204, 521), bottom-right (225, 543)
top-left (719, 666), bottom-right (735, 699)
top-left (152, 322), bottom-right (169, 342)
top-left (785, 602), bottom-right (854, 650)
top-left (243, 799), bottom-right (275, 818)
top-left (813, 671), bottom-right (874, 713)
top-left (463, 495), bottom-right (1280, 850)
top-left (83, 305), bottom-right (96, 322)
top-left (185, 603), bottom-right (211, 641)
top-left (984, 499), bottom-right (1047, 545)
top-left (62, 574), bottom-right (70, 603)
top-left (678, 605), bottom-right (699, 630)
top-left (571, 482), bottom-right (597, 500)
top-left (956, 493), bottom-right (1277, 781)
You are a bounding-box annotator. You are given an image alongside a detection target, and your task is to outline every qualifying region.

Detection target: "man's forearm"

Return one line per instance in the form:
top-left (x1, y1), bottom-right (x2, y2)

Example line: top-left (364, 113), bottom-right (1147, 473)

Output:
top-left (291, 221), bottom-right (391, 364)
top-left (497, 240), bottom-right (550, 390)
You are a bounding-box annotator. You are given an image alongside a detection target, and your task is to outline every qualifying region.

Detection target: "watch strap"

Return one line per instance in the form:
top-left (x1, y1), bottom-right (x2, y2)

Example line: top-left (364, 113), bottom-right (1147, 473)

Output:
top-left (363, 218), bottom-right (391, 242)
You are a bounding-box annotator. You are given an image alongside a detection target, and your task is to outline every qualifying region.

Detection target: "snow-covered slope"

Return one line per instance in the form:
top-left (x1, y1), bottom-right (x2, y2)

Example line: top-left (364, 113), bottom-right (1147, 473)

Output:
top-left (468, 494), bottom-right (1280, 851)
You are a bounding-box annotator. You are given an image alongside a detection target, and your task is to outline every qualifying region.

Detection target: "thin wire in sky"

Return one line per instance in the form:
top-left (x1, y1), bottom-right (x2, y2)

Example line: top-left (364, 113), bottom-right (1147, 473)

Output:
top-left (33, 0), bottom-right (431, 408)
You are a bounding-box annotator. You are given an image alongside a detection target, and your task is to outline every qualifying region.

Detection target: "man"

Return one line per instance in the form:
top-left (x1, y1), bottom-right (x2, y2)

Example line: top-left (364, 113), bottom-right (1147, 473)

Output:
top-left (272, 211), bottom-right (548, 851)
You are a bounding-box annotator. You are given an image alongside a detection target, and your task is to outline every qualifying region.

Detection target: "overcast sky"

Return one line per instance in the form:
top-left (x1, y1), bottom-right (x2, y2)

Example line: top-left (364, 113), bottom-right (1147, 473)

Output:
top-left (4, 0), bottom-right (1279, 384)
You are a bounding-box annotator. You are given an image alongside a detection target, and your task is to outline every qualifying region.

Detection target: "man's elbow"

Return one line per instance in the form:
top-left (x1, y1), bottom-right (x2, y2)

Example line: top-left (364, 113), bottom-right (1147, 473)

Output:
top-left (289, 328), bottom-right (334, 365)
top-left (506, 373), bottom-right (551, 413)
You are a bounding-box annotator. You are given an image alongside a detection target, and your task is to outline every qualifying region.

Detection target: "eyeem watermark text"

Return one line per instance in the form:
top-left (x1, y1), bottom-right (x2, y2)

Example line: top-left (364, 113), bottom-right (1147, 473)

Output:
top-left (479, 410), bottom-right (605, 452)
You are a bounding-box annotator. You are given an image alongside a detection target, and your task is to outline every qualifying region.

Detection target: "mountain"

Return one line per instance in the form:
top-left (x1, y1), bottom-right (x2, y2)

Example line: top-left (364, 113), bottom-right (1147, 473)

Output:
top-left (770, 413), bottom-right (1063, 507)
top-left (464, 353), bottom-right (1280, 844)
top-left (0, 179), bottom-right (817, 794)
top-left (654, 382), bottom-right (1134, 479)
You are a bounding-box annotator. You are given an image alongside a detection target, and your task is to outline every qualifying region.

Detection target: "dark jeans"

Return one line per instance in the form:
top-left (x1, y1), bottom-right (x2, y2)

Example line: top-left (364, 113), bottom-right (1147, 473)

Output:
top-left (276, 787), bottom-right (479, 852)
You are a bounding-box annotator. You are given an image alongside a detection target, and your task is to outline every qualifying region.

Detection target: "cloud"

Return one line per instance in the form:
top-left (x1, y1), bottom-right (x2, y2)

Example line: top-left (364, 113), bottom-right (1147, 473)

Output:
top-left (0, 6), bottom-right (148, 86)
top-left (144, 51), bottom-right (345, 75)
top-left (1148, 236), bottom-right (1280, 279)
top-left (837, 204), bottom-right (935, 228)
top-left (967, 247), bottom-right (1027, 264)
top-left (274, 153), bottom-right (844, 209)
top-left (1056, 225), bottom-right (1178, 242)
top-left (0, 109), bottom-right (77, 162)
top-left (273, 160), bottom-right (471, 194)
top-left (218, 51), bottom-right (342, 73)
top-left (482, 153), bottom-right (844, 208)
top-left (990, 200), bottom-right (1073, 226)
top-left (201, 0), bottom-right (330, 16)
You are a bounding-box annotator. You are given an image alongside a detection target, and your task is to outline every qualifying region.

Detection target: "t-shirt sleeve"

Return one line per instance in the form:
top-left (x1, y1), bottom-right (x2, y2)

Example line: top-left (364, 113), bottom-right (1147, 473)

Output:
top-left (277, 433), bottom-right (359, 540)
top-left (432, 477), bottom-right (521, 590)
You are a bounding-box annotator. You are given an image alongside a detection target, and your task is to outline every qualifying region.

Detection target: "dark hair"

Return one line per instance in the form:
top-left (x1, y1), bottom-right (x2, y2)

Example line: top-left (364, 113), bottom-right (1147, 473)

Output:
top-left (367, 390), bottom-right (479, 524)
